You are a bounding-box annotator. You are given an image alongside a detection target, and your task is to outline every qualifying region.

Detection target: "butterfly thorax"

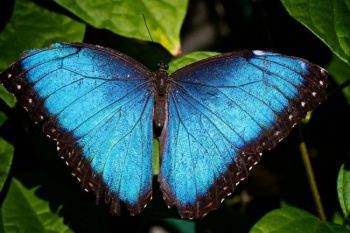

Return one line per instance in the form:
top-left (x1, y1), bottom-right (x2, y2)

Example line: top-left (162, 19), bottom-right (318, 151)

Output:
top-left (155, 70), bottom-right (168, 96)
top-left (153, 63), bottom-right (170, 135)
top-left (154, 62), bottom-right (169, 96)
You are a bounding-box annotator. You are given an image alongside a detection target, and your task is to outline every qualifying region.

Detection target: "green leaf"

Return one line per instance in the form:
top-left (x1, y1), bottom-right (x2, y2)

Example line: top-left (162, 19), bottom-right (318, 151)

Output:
top-left (281, 0), bottom-right (350, 65)
top-left (332, 211), bottom-right (344, 225)
top-left (338, 164), bottom-right (350, 218)
top-left (0, 138), bottom-right (13, 192)
top-left (162, 218), bottom-right (195, 233)
top-left (168, 51), bottom-right (220, 74)
top-left (1, 179), bottom-right (73, 233)
top-left (301, 111), bottom-right (313, 124)
top-left (0, 112), bottom-right (7, 126)
top-left (153, 139), bottom-right (160, 175)
top-left (250, 207), bottom-right (350, 233)
top-left (328, 56), bottom-right (350, 105)
top-left (0, 85), bottom-right (16, 108)
top-left (0, 0), bottom-right (86, 71)
top-left (0, 212), bottom-right (4, 233)
top-left (53, 0), bottom-right (187, 55)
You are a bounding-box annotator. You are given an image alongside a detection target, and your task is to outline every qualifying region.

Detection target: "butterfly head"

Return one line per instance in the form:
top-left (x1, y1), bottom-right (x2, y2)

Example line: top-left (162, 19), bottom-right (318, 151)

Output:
top-left (154, 61), bottom-right (170, 97)
top-left (157, 62), bottom-right (169, 71)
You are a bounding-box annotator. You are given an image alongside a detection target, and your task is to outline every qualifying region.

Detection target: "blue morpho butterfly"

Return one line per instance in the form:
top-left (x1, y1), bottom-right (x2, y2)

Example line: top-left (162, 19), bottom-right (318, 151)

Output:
top-left (0, 43), bottom-right (327, 219)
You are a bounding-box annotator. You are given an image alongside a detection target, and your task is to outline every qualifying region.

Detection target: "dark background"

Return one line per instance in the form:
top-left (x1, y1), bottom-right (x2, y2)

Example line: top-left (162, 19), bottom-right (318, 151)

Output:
top-left (0, 0), bottom-right (349, 232)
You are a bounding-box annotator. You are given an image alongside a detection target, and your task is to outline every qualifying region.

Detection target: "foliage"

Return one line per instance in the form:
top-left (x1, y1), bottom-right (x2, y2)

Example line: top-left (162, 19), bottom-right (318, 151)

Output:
top-left (0, 138), bottom-right (13, 192)
top-left (281, 0), bottom-right (350, 65)
top-left (168, 51), bottom-right (220, 73)
top-left (0, 86), bottom-right (15, 108)
top-left (250, 207), bottom-right (349, 233)
top-left (328, 56), bottom-right (350, 105)
top-left (0, 0), bottom-right (85, 71)
top-left (338, 164), bottom-right (350, 221)
top-left (53, 0), bottom-right (187, 55)
top-left (1, 179), bottom-right (73, 233)
top-left (0, 0), bottom-right (349, 232)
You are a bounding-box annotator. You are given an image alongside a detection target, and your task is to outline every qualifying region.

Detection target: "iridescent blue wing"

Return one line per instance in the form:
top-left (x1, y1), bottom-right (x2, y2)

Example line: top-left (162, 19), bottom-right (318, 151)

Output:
top-left (159, 50), bottom-right (327, 218)
top-left (0, 43), bottom-right (154, 215)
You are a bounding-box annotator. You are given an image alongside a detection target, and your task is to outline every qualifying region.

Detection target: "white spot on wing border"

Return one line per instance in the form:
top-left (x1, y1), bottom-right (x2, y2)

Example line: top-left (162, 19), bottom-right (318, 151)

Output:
top-left (252, 50), bottom-right (266, 56)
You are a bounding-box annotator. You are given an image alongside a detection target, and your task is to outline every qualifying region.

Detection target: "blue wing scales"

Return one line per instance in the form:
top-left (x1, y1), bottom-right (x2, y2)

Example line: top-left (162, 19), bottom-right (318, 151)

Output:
top-left (0, 43), bottom-right (154, 214)
top-left (159, 50), bottom-right (327, 218)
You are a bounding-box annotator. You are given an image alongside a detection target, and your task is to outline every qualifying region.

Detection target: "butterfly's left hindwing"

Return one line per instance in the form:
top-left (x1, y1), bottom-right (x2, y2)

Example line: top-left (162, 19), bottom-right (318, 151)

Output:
top-left (0, 43), bottom-right (154, 214)
top-left (159, 50), bottom-right (327, 218)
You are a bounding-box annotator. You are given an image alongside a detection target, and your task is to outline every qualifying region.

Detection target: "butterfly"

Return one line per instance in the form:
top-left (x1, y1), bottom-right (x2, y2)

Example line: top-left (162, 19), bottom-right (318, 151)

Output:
top-left (0, 43), bottom-right (327, 219)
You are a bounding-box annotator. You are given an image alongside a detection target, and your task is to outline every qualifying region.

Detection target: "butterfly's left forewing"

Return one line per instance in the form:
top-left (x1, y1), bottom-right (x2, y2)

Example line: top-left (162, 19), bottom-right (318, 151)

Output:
top-left (159, 50), bottom-right (327, 218)
top-left (0, 43), bottom-right (154, 214)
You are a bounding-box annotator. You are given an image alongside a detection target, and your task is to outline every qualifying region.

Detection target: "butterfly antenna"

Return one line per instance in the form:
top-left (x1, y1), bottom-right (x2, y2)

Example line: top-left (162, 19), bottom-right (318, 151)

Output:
top-left (143, 14), bottom-right (154, 43)
top-left (142, 14), bottom-right (168, 70)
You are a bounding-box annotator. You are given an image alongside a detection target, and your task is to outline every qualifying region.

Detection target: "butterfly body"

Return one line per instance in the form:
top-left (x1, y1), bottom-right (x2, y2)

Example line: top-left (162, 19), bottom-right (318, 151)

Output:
top-left (0, 43), bottom-right (327, 219)
top-left (153, 63), bottom-right (170, 133)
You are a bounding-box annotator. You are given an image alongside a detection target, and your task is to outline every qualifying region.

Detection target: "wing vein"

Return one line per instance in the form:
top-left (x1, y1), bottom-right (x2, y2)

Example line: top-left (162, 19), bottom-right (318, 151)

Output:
top-left (70, 81), bottom-right (151, 134)
top-left (172, 83), bottom-right (246, 145)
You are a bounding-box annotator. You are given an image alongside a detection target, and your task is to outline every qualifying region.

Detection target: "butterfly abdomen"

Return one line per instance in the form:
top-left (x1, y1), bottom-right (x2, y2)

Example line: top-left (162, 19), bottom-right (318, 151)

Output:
top-left (153, 66), bottom-right (170, 135)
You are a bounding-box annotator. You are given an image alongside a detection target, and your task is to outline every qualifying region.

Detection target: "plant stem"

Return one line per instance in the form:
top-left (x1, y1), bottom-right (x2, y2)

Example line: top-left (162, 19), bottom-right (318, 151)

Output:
top-left (299, 141), bottom-right (327, 221)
